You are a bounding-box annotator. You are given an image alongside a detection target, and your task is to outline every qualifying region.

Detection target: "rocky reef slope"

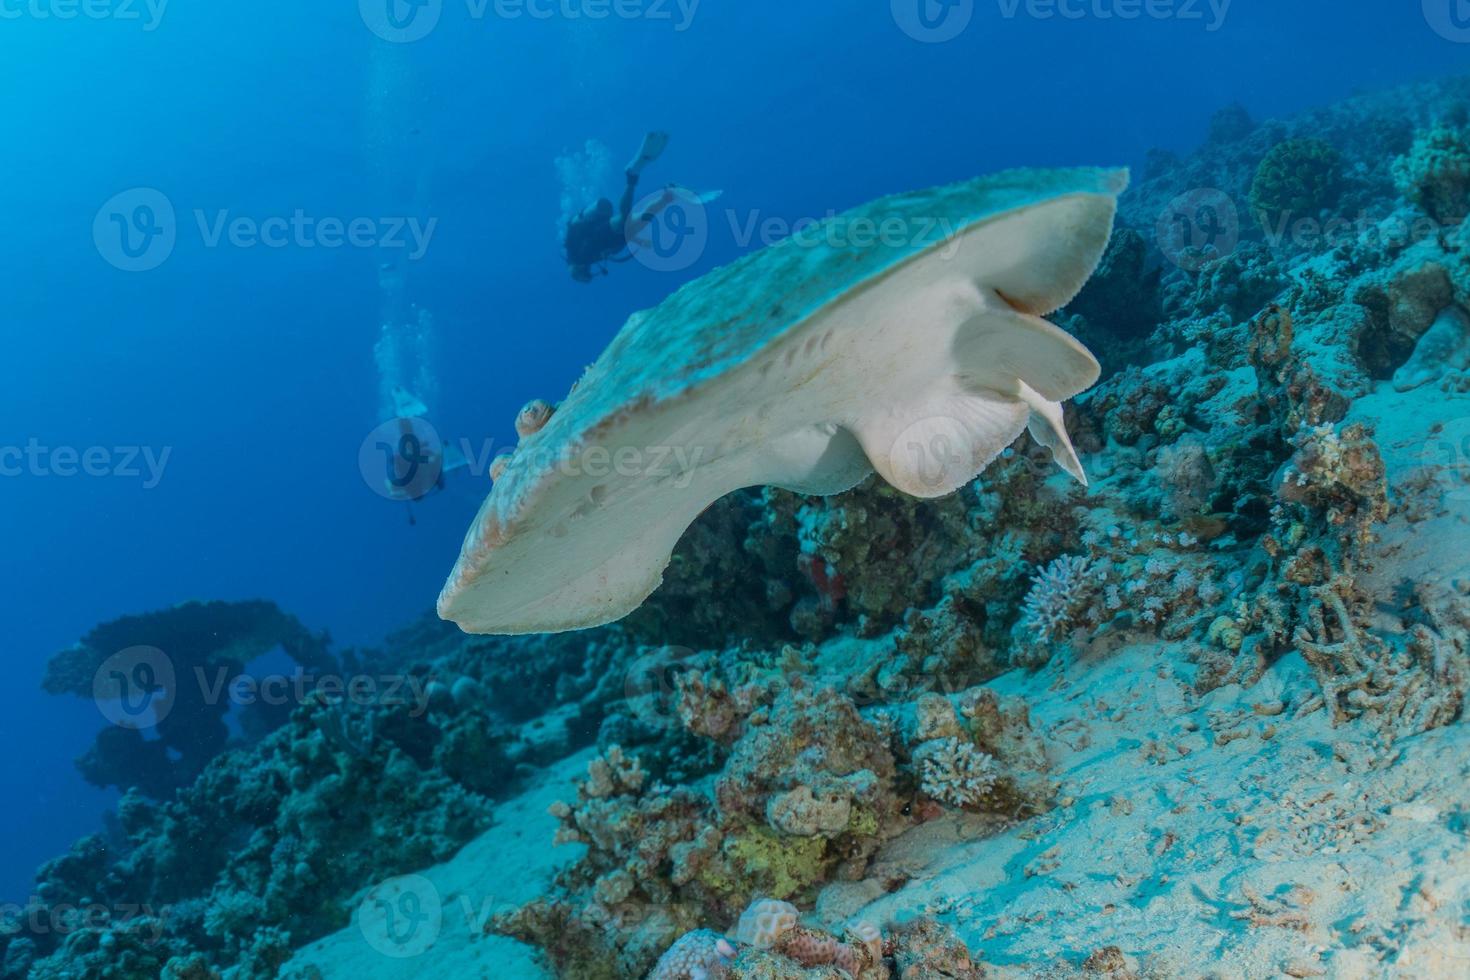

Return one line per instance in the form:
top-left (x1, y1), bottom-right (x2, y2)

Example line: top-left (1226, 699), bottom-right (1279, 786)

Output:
top-left (6, 76), bottom-right (1470, 980)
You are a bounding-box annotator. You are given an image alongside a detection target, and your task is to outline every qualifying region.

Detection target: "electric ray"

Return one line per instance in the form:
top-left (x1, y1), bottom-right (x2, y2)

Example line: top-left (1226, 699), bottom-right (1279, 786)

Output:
top-left (441, 166), bottom-right (1129, 634)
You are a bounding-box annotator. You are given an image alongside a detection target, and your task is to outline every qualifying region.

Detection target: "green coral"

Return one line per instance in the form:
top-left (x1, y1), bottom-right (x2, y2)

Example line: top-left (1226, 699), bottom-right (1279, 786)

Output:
top-left (1249, 138), bottom-right (1343, 229)
top-left (1393, 126), bottom-right (1470, 224)
top-left (846, 803), bottom-right (880, 838)
top-left (718, 827), bottom-right (830, 900)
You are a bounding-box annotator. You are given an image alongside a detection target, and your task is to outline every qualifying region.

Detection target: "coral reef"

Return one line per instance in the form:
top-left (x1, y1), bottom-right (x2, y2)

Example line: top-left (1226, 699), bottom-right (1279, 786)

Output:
top-left (1249, 138), bottom-right (1344, 230)
top-left (41, 600), bottom-right (333, 796)
top-left (494, 658), bottom-right (1054, 978)
top-left (13, 76), bottom-right (1470, 980)
top-left (647, 930), bottom-right (736, 980)
top-left (650, 897), bottom-right (979, 980)
top-left (1393, 125), bottom-right (1470, 225)
top-left (1067, 227), bottom-right (1162, 340)
top-left (4, 617), bottom-right (549, 980)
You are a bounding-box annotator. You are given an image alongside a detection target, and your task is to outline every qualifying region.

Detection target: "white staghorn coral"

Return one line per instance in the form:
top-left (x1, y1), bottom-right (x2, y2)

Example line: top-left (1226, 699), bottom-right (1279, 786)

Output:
top-left (914, 737), bottom-right (998, 808)
top-left (1018, 554), bottom-right (1098, 642)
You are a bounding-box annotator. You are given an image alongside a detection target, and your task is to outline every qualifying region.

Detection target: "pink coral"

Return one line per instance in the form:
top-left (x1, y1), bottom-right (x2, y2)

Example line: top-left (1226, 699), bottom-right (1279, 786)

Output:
top-left (649, 929), bottom-right (736, 980)
top-left (735, 898), bottom-right (799, 948)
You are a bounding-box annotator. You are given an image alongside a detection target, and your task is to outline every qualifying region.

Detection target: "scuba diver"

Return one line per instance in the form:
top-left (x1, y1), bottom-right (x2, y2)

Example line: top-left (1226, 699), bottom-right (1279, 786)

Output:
top-left (563, 131), bottom-right (678, 283)
top-left (378, 385), bottom-right (467, 525)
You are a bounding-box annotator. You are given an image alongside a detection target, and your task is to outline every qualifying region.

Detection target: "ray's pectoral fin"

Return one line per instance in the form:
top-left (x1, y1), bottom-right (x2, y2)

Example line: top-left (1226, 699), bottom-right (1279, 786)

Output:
top-left (850, 379), bottom-right (1030, 499)
top-left (759, 424), bottom-right (875, 496)
top-left (953, 296), bottom-right (1101, 402)
top-left (935, 288), bottom-right (1098, 486)
top-left (979, 184), bottom-right (1124, 316)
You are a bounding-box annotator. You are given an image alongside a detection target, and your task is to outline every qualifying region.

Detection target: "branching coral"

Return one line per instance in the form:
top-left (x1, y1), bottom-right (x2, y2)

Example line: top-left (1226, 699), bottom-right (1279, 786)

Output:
top-left (498, 688), bottom-right (902, 979)
top-left (1294, 578), bottom-right (1467, 736)
top-left (913, 737), bottom-right (998, 808)
top-left (1018, 555), bottom-right (1101, 646)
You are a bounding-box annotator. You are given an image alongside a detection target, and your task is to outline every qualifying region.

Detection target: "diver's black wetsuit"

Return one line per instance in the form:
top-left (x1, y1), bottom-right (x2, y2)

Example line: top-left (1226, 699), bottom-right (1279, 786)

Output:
top-left (565, 171), bottom-right (641, 279)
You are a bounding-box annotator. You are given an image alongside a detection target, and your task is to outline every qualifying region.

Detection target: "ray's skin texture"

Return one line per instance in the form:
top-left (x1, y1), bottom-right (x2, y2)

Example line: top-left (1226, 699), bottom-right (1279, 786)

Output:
top-left (442, 167), bottom-right (1129, 635)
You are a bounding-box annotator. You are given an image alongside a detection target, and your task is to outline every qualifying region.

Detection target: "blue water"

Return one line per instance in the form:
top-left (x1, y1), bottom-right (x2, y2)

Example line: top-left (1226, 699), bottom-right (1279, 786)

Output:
top-left (0, 0), bottom-right (1462, 906)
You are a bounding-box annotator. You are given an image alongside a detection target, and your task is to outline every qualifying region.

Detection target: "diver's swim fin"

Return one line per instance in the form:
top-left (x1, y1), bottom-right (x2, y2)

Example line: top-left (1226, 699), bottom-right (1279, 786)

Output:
top-left (391, 385), bottom-right (430, 420)
top-left (663, 186), bottom-right (723, 207)
top-left (628, 131), bottom-right (671, 176)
